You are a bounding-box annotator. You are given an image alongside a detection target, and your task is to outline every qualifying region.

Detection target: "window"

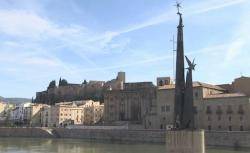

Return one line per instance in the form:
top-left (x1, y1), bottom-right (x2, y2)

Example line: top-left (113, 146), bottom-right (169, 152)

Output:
top-left (110, 105), bottom-right (114, 109)
top-left (165, 80), bottom-right (169, 85)
top-left (166, 105), bottom-right (170, 112)
top-left (218, 125), bottom-right (221, 129)
top-left (193, 106), bottom-right (198, 114)
top-left (218, 116), bottom-right (221, 121)
top-left (226, 105), bottom-right (233, 114)
top-left (159, 80), bottom-right (163, 86)
top-left (240, 126), bottom-right (244, 131)
top-left (238, 105), bottom-right (244, 115)
top-left (216, 106), bottom-right (223, 115)
top-left (208, 125), bottom-right (211, 131)
top-left (229, 116), bottom-right (231, 121)
top-left (208, 116), bottom-right (211, 121)
top-left (206, 106), bottom-right (212, 114)
top-left (240, 116), bottom-right (243, 121)
top-left (161, 106), bottom-right (165, 112)
top-left (195, 92), bottom-right (198, 98)
top-left (229, 126), bottom-right (232, 131)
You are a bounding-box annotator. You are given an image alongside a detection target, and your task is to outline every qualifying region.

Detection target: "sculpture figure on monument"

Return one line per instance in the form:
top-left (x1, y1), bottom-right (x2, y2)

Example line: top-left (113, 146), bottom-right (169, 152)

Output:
top-left (183, 56), bottom-right (196, 129)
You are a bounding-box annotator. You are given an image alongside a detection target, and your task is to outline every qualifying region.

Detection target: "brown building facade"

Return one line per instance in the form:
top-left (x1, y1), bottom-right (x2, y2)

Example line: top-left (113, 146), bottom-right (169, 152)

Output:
top-left (104, 82), bottom-right (156, 125)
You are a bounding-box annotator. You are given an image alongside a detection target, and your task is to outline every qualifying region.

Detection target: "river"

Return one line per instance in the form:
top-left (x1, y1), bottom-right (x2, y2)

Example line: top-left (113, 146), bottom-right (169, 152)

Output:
top-left (0, 138), bottom-right (249, 153)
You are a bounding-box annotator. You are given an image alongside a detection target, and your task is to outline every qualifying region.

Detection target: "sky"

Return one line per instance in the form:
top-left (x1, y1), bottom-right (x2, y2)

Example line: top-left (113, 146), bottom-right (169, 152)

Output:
top-left (0, 0), bottom-right (250, 98)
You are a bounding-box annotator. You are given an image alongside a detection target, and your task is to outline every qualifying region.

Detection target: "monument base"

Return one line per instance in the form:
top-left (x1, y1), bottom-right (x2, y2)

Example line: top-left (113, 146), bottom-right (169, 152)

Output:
top-left (166, 130), bottom-right (205, 153)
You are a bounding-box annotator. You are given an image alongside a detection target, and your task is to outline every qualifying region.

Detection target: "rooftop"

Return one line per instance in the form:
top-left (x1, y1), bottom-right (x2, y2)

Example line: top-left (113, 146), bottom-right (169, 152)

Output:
top-left (158, 81), bottom-right (225, 91)
top-left (204, 93), bottom-right (247, 99)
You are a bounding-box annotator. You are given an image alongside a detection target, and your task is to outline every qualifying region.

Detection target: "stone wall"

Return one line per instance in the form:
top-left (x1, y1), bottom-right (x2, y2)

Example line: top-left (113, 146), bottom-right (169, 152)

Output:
top-left (55, 128), bottom-right (165, 143)
top-left (0, 127), bottom-right (54, 138)
top-left (0, 128), bottom-right (250, 148)
top-left (205, 131), bottom-right (250, 148)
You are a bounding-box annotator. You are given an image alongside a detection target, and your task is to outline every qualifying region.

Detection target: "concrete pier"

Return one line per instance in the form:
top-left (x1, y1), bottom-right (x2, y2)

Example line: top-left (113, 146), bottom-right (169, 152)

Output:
top-left (166, 130), bottom-right (205, 153)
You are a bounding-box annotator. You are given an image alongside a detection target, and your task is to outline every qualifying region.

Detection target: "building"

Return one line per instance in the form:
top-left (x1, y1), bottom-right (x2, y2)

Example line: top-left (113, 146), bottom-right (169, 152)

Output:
top-left (104, 82), bottom-right (156, 126)
top-left (152, 82), bottom-right (225, 129)
top-left (203, 93), bottom-right (249, 131)
top-left (0, 102), bottom-right (7, 117)
top-left (0, 102), bottom-right (7, 125)
top-left (157, 77), bottom-right (172, 86)
top-left (10, 102), bottom-right (32, 125)
top-left (100, 72), bottom-right (250, 131)
top-left (40, 105), bottom-right (51, 127)
top-left (145, 76), bottom-right (250, 131)
top-left (41, 102), bottom-right (84, 127)
top-left (27, 104), bottom-right (49, 126)
top-left (40, 100), bottom-right (104, 127)
top-left (81, 100), bottom-right (104, 125)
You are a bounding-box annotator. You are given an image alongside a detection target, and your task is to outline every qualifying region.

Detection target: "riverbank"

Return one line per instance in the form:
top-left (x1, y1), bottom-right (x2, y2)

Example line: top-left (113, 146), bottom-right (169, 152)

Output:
top-left (3, 137), bottom-right (248, 153)
top-left (0, 127), bottom-right (249, 148)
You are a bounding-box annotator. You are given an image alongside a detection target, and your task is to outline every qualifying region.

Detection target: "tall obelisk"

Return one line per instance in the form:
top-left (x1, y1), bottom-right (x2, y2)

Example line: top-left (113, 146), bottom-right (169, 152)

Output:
top-left (166, 3), bottom-right (205, 153)
top-left (173, 3), bottom-right (185, 129)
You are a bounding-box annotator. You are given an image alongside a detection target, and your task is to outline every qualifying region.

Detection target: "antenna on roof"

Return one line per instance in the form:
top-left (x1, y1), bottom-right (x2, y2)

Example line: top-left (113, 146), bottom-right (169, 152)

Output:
top-left (170, 35), bottom-right (176, 82)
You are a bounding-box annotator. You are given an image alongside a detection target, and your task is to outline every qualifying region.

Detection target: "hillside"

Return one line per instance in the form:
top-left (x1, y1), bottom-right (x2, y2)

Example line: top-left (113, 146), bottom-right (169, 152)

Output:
top-left (0, 96), bottom-right (31, 104)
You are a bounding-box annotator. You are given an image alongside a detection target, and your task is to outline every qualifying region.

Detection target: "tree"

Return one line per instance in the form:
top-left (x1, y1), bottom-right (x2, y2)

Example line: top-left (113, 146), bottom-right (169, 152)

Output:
top-left (59, 79), bottom-right (68, 86)
top-left (48, 80), bottom-right (56, 89)
top-left (83, 79), bottom-right (87, 85)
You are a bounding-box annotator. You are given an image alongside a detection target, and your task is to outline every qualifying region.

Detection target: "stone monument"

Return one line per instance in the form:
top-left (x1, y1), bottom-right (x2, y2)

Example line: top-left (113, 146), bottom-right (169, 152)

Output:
top-left (166, 2), bottom-right (205, 153)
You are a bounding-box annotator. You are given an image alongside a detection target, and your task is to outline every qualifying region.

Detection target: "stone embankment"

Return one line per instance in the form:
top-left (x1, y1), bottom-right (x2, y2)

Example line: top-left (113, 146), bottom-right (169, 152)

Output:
top-left (0, 127), bottom-right (54, 138)
top-left (55, 128), bottom-right (165, 143)
top-left (0, 128), bottom-right (250, 148)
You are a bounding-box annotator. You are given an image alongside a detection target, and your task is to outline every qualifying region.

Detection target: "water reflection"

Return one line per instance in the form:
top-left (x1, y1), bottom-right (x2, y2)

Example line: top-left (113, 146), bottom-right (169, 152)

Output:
top-left (0, 138), bottom-right (249, 153)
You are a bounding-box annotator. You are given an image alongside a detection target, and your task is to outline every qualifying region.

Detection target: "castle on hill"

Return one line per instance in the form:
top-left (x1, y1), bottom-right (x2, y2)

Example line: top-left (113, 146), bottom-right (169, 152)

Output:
top-left (34, 72), bottom-right (125, 105)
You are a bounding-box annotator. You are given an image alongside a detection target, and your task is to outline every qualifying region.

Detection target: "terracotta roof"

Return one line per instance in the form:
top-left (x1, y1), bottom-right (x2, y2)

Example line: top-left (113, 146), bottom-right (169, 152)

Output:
top-left (204, 93), bottom-right (246, 99)
top-left (195, 82), bottom-right (225, 90)
top-left (158, 81), bottom-right (225, 91)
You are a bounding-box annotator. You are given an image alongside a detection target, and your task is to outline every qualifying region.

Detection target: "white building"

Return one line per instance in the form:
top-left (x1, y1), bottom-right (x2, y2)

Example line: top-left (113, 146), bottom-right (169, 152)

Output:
top-left (10, 102), bottom-right (32, 125)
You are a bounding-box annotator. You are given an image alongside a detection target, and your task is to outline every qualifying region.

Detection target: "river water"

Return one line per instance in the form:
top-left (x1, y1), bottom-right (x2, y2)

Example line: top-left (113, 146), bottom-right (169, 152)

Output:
top-left (0, 138), bottom-right (249, 153)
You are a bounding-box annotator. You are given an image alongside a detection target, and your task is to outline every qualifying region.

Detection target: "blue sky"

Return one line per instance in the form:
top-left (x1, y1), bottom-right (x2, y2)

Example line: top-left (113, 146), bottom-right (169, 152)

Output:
top-left (0, 0), bottom-right (249, 98)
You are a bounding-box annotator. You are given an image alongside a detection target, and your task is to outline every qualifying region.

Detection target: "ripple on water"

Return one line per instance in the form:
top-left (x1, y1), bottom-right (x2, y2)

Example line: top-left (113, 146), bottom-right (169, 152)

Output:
top-left (0, 138), bottom-right (249, 153)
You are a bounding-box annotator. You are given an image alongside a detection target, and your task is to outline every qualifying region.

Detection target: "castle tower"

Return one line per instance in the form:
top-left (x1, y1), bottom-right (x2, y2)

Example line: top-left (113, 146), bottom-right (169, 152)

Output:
top-left (117, 72), bottom-right (126, 83)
